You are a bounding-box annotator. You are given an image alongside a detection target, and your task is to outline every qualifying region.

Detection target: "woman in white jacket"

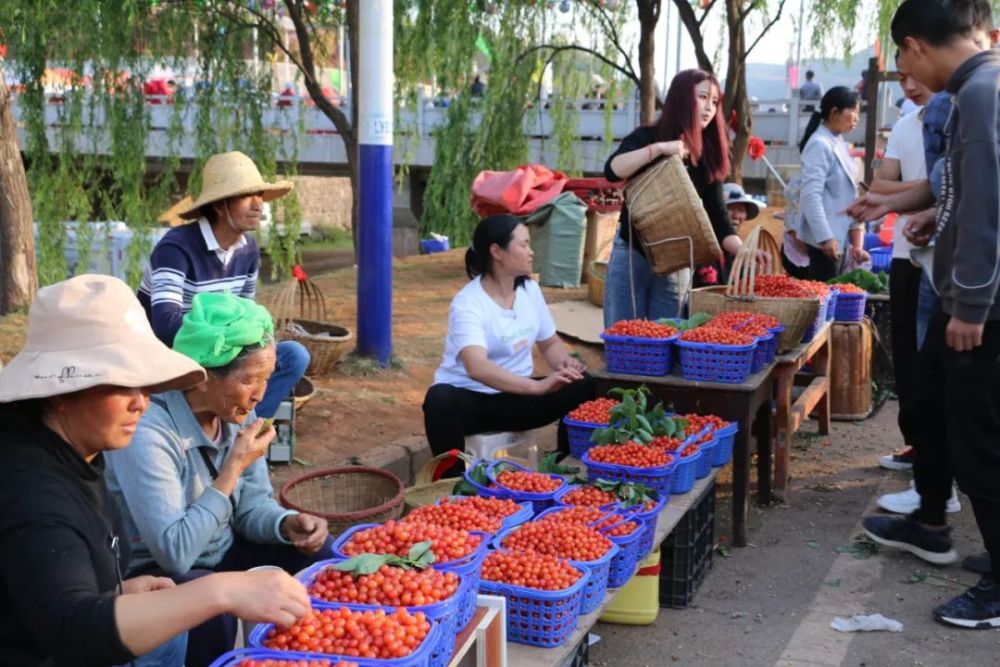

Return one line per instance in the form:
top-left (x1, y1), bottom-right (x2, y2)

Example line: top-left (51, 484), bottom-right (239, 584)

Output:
top-left (797, 86), bottom-right (870, 280)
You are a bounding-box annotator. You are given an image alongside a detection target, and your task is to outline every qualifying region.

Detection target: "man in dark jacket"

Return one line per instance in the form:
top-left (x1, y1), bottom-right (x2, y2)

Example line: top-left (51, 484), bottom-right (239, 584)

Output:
top-left (849, 0), bottom-right (1000, 629)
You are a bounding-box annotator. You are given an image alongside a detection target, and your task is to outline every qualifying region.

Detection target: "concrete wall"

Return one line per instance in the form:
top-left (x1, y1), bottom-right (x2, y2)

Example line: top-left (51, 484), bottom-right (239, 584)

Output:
top-left (286, 175), bottom-right (353, 231)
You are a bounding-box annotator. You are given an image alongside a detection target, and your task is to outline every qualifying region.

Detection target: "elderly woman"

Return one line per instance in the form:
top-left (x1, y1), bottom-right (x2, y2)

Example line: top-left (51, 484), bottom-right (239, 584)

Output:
top-left (0, 275), bottom-right (310, 667)
top-left (105, 292), bottom-right (331, 666)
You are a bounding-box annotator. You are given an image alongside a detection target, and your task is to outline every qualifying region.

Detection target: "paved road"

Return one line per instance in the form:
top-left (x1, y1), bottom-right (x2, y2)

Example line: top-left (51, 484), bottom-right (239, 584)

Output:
top-left (590, 402), bottom-right (1000, 667)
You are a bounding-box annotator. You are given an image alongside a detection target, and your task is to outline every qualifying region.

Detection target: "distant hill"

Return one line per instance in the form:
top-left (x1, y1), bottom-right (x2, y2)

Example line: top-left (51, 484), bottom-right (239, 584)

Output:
top-left (746, 46), bottom-right (880, 100)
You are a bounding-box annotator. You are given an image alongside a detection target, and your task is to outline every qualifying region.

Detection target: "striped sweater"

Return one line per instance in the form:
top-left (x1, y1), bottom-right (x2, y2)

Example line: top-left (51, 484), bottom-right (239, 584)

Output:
top-left (138, 221), bottom-right (259, 345)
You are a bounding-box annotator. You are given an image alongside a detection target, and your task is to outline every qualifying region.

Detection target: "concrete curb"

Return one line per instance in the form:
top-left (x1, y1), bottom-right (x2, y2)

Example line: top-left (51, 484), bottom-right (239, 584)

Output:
top-left (339, 434), bottom-right (432, 487)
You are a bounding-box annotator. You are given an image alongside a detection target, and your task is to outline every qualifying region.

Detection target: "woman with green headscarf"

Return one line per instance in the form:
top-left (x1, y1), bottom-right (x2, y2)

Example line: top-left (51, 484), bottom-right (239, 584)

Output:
top-left (104, 292), bottom-right (331, 667)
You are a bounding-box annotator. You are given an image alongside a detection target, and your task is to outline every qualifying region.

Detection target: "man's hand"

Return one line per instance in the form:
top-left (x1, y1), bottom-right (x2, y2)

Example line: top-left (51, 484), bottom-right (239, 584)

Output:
top-left (851, 246), bottom-right (871, 264)
top-left (903, 208), bottom-right (937, 247)
top-left (846, 192), bottom-right (892, 222)
top-left (820, 238), bottom-right (840, 261)
top-left (946, 317), bottom-right (984, 352)
top-left (281, 513), bottom-right (329, 555)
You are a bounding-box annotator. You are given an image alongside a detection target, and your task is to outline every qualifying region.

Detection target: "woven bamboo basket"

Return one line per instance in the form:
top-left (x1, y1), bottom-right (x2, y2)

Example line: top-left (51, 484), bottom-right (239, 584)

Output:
top-left (690, 226), bottom-right (819, 352)
top-left (587, 260), bottom-right (607, 307)
top-left (270, 267), bottom-right (353, 376)
top-left (623, 155), bottom-right (721, 276)
top-left (279, 466), bottom-right (405, 538)
top-left (292, 376), bottom-right (316, 412)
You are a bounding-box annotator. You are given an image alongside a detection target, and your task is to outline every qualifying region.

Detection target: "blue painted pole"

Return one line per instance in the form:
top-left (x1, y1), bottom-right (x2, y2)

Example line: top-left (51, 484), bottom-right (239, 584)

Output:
top-left (356, 0), bottom-right (393, 365)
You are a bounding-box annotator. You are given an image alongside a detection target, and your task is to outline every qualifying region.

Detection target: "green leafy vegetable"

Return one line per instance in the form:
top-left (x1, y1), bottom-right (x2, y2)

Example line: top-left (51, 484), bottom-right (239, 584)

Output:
top-left (828, 270), bottom-right (888, 294)
top-left (332, 541), bottom-right (437, 575)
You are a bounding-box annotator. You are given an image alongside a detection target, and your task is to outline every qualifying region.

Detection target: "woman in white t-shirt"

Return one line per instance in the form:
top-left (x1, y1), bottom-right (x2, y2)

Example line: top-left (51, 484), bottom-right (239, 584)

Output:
top-left (423, 215), bottom-right (596, 457)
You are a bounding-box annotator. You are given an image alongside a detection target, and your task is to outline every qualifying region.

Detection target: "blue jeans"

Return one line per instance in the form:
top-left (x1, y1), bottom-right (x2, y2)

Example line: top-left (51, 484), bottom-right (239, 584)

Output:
top-left (916, 271), bottom-right (939, 351)
top-left (603, 236), bottom-right (690, 328)
top-left (125, 633), bottom-right (188, 667)
top-left (257, 341), bottom-right (310, 418)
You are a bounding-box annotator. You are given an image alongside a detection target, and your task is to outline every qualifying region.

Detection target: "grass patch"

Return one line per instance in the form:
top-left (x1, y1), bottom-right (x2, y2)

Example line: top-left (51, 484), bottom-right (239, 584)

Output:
top-left (300, 226), bottom-right (355, 253)
top-left (338, 353), bottom-right (406, 377)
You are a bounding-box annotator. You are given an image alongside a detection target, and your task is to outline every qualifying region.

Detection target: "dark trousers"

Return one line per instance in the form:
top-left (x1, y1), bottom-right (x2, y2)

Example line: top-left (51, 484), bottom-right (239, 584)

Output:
top-left (806, 244), bottom-right (838, 282)
top-left (889, 259), bottom-right (922, 445)
top-left (152, 534), bottom-right (334, 667)
top-left (912, 309), bottom-right (1000, 578)
top-left (422, 376), bottom-right (597, 457)
top-left (781, 249), bottom-right (809, 280)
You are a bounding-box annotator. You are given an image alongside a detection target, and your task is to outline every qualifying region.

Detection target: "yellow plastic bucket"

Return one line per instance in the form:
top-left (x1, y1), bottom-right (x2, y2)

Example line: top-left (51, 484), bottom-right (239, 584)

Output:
top-left (599, 549), bottom-right (661, 625)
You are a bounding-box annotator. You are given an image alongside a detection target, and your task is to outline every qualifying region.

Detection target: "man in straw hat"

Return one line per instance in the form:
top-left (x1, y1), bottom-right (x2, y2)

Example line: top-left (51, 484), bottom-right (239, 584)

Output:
top-left (0, 275), bottom-right (310, 666)
top-left (137, 151), bottom-right (310, 419)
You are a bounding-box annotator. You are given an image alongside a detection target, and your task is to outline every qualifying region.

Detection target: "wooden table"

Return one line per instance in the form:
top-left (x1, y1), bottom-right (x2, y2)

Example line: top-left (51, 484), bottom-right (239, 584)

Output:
top-left (592, 366), bottom-right (774, 547)
top-left (771, 323), bottom-right (832, 501)
top-left (506, 473), bottom-right (718, 667)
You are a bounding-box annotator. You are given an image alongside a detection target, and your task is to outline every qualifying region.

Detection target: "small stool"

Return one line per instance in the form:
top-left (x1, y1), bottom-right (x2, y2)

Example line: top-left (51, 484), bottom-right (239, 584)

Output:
top-left (464, 431), bottom-right (539, 468)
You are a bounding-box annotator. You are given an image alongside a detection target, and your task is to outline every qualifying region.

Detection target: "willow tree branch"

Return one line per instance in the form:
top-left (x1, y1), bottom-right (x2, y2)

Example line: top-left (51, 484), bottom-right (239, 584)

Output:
top-left (577, 0), bottom-right (636, 76)
top-left (743, 0), bottom-right (788, 60)
top-left (515, 44), bottom-right (639, 87)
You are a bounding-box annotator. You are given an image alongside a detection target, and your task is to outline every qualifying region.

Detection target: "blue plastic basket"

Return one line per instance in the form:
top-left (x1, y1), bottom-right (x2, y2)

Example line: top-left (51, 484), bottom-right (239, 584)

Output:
top-left (694, 433), bottom-right (719, 479)
top-left (563, 416), bottom-right (606, 459)
top-left (825, 291), bottom-right (838, 322)
top-left (331, 523), bottom-right (490, 572)
top-left (434, 495), bottom-right (533, 532)
top-left (832, 290), bottom-right (867, 322)
top-left (484, 459), bottom-right (567, 512)
top-left (670, 445), bottom-right (703, 494)
top-left (600, 332), bottom-right (677, 376)
top-left (479, 558), bottom-right (590, 647)
top-left (802, 293), bottom-right (831, 343)
top-left (871, 246), bottom-right (892, 273)
top-left (863, 232), bottom-right (884, 251)
top-left (581, 448), bottom-right (678, 497)
top-left (493, 522), bottom-right (619, 615)
top-left (436, 541), bottom-right (489, 630)
top-left (600, 510), bottom-right (645, 587)
top-left (628, 491), bottom-right (667, 556)
top-left (248, 610), bottom-right (442, 667)
top-left (712, 422), bottom-right (739, 467)
top-left (209, 648), bottom-right (365, 666)
top-left (749, 331), bottom-right (774, 373)
top-left (676, 338), bottom-right (757, 384)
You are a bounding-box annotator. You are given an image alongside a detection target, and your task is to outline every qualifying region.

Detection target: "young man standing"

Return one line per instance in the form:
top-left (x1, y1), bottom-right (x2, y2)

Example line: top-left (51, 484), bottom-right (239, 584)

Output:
top-left (138, 151), bottom-right (310, 419)
top-left (850, 0), bottom-right (1000, 628)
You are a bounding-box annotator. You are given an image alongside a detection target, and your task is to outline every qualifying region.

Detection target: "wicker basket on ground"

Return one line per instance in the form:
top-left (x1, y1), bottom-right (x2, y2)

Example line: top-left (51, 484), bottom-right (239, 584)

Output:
top-left (279, 466), bottom-right (405, 538)
top-left (403, 451), bottom-right (532, 514)
top-left (270, 266), bottom-right (353, 376)
top-left (690, 226), bottom-right (818, 352)
top-left (623, 154), bottom-right (721, 276)
top-left (587, 260), bottom-right (607, 308)
top-left (292, 376), bottom-right (316, 412)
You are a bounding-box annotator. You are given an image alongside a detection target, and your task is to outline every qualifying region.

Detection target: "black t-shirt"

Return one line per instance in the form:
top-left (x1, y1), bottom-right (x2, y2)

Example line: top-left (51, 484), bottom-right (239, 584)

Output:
top-left (0, 407), bottom-right (134, 666)
top-left (603, 125), bottom-right (735, 257)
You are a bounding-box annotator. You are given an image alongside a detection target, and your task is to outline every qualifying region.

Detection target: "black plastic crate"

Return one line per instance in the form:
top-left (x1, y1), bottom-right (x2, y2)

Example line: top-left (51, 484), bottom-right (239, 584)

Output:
top-left (658, 481), bottom-right (716, 608)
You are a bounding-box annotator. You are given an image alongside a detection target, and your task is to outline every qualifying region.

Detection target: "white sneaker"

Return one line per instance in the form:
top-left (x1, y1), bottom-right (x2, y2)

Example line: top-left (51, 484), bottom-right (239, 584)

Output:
top-left (877, 481), bottom-right (961, 514)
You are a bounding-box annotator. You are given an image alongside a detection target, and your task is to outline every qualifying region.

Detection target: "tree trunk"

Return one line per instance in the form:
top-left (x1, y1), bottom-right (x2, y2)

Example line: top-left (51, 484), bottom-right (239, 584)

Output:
top-left (723, 0), bottom-right (751, 182)
top-left (0, 69), bottom-right (37, 313)
top-left (636, 0), bottom-right (660, 125)
top-left (347, 0), bottom-right (360, 256)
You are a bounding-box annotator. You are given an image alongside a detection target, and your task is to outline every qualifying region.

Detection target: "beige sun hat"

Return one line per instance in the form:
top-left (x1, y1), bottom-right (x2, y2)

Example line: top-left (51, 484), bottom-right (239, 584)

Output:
top-left (0, 275), bottom-right (207, 402)
top-left (178, 151), bottom-right (294, 220)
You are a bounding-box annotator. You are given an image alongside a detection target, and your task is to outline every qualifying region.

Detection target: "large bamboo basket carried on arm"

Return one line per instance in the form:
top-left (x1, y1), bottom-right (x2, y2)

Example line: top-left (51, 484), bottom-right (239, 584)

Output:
top-left (270, 267), bottom-right (353, 376)
top-left (690, 225), bottom-right (819, 352)
top-left (623, 155), bottom-right (722, 276)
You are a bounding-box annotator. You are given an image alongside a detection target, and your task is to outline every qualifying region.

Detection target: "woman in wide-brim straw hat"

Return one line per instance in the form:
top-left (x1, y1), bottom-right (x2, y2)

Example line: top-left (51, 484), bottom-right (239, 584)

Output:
top-left (0, 275), bottom-right (310, 667)
top-left (136, 150), bottom-right (310, 422)
top-left (105, 291), bottom-right (331, 667)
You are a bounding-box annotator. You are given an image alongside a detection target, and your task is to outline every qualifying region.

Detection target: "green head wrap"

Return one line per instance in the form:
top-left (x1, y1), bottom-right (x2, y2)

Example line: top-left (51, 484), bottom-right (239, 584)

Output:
top-left (173, 292), bottom-right (275, 369)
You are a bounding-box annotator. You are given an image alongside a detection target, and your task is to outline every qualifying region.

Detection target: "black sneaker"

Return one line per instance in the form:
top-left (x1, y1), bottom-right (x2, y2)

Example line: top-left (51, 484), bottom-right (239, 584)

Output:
top-left (962, 552), bottom-right (992, 575)
top-left (861, 513), bottom-right (957, 565)
top-left (934, 577), bottom-right (1000, 629)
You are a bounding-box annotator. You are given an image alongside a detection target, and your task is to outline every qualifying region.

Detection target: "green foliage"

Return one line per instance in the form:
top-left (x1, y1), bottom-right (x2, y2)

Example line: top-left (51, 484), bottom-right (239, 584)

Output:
top-left (0, 0), bottom-right (302, 286)
top-left (591, 385), bottom-right (687, 445)
top-left (332, 540), bottom-right (437, 574)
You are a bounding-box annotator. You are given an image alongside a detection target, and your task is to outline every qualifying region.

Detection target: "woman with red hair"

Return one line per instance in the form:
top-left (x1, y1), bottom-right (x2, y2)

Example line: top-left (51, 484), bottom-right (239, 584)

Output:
top-left (602, 69), bottom-right (747, 325)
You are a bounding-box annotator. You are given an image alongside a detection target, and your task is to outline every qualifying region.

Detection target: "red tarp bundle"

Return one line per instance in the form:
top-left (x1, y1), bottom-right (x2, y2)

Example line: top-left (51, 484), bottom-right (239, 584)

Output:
top-left (470, 164), bottom-right (568, 217)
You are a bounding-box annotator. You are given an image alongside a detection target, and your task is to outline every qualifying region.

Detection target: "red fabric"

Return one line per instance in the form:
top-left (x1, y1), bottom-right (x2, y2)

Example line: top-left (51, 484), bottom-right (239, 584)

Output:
top-left (470, 164), bottom-right (568, 217)
top-left (292, 265), bottom-right (309, 282)
top-left (143, 79), bottom-right (172, 105)
top-left (747, 136), bottom-right (766, 161)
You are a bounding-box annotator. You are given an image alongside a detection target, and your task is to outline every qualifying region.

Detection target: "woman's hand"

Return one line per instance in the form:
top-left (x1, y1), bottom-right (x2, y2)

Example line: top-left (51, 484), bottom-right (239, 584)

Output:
top-left (851, 246), bottom-right (871, 264)
top-left (558, 355), bottom-right (587, 375)
top-left (656, 140), bottom-right (689, 161)
top-left (280, 513), bottom-right (329, 555)
top-left (224, 418), bottom-right (275, 476)
top-left (534, 368), bottom-right (583, 396)
top-left (218, 570), bottom-right (311, 628)
top-left (122, 575), bottom-right (176, 595)
top-left (820, 238), bottom-right (841, 261)
top-left (903, 208), bottom-right (937, 246)
top-left (846, 192), bottom-right (892, 223)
